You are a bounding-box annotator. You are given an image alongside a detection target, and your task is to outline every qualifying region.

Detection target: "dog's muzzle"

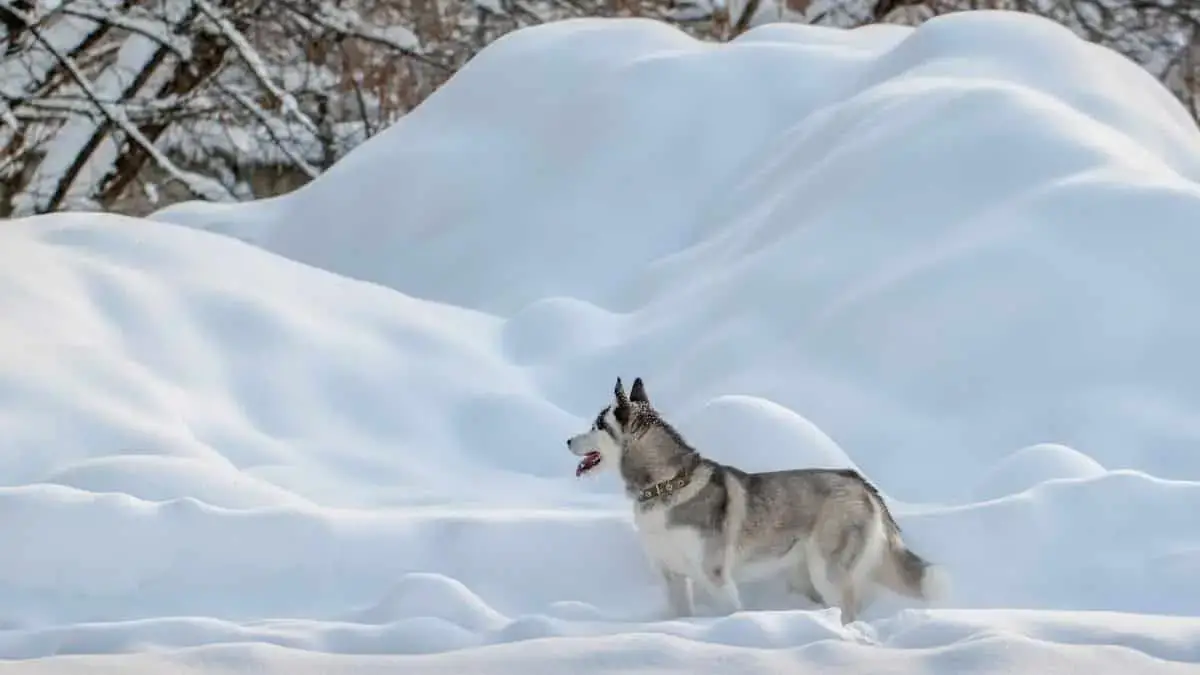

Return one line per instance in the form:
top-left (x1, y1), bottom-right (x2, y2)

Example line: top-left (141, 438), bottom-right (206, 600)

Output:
top-left (565, 435), bottom-right (588, 456)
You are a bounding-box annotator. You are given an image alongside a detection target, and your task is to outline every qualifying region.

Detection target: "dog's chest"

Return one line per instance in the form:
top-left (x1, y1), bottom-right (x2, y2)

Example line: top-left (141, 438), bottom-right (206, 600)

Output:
top-left (633, 506), bottom-right (705, 574)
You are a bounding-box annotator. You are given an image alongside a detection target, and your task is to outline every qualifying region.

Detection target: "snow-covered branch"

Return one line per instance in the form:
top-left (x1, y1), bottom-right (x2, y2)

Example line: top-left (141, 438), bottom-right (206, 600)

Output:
top-left (0, 0), bottom-right (469, 215)
top-left (14, 1), bottom-right (234, 209)
top-left (0, 0), bottom-right (1197, 217)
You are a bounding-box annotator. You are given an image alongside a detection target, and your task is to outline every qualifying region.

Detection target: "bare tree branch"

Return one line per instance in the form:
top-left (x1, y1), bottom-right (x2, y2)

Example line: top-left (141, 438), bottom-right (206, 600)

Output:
top-left (13, 3), bottom-right (231, 203)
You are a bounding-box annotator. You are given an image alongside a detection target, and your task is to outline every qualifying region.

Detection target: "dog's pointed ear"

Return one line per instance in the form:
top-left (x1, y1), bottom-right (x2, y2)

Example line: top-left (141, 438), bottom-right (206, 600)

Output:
top-left (630, 377), bottom-right (649, 404)
top-left (614, 377), bottom-right (629, 408)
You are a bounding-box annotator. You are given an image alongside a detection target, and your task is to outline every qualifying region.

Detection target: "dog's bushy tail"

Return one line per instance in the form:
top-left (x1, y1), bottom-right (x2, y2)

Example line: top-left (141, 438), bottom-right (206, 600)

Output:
top-left (871, 502), bottom-right (949, 602)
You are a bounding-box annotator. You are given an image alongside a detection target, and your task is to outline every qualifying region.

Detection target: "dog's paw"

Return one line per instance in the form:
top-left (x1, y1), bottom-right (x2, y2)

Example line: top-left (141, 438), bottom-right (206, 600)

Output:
top-left (839, 619), bottom-right (880, 645)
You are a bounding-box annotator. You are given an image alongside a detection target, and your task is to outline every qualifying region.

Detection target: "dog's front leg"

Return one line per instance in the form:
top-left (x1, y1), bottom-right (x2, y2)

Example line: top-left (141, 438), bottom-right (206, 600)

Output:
top-left (697, 540), bottom-right (743, 615)
top-left (659, 566), bottom-right (694, 617)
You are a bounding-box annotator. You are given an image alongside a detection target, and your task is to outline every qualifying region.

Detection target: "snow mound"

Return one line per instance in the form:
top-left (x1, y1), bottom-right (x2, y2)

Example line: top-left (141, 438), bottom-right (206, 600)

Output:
top-left (501, 296), bottom-right (625, 366)
top-left (41, 455), bottom-right (313, 509)
top-left (0, 215), bottom-right (571, 513)
top-left (680, 394), bottom-right (859, 473)
top-left (348, 573), bottom-right (507, 631)
top-left (6, 8), bottom-right (1200, 674)
top-left (971, 443), bottom-right (1108, 500)
top-left (158, 12), bottom-right (1200, 499)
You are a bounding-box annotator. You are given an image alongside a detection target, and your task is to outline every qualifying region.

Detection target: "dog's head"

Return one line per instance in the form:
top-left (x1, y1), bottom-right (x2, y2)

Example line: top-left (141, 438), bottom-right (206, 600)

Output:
top-left (566, 376), bottom-right (652, 477)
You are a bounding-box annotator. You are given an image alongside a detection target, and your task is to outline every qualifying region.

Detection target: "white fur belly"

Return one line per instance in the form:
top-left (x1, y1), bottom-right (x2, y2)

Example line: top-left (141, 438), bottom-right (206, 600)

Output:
top-left (633, 509), bottom-right (706, 576)
top-left (734, 550), bottom-right (801, 581)
top-left (734, 546), bottom-right (806, 583)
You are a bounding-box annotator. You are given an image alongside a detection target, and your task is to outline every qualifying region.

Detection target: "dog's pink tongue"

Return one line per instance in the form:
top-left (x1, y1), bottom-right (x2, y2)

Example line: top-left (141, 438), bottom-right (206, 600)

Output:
top-left (575, 452), bottom-right (601, 477)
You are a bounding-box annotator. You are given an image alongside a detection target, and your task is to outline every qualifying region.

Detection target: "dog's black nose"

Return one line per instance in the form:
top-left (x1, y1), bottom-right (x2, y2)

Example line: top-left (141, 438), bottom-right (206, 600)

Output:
top-left (565, 439), bottom-right (571, 448)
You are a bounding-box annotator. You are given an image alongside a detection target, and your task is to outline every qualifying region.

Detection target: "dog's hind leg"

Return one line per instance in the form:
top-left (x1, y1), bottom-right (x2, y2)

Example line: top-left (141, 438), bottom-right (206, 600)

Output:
top-left (837, 580), bottom-right (863, 624)
top-left (830, 507), bottom-right (888, 625)
top-left (805, 536), bottom-right (840, 615)
top-left (788, 564), bottom-right (827, 607)
top-left (807, 524), bottom-right (868, 624)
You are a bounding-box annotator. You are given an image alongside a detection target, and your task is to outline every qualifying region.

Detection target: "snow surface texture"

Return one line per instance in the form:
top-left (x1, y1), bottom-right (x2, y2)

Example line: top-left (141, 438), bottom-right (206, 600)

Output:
top-left (3, 8), bottom-right (1199, 674)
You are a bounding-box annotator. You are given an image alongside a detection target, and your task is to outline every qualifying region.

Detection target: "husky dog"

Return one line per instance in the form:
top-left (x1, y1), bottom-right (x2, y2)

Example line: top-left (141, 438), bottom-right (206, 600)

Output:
top-left (566, 377), bottom-right (948, 624)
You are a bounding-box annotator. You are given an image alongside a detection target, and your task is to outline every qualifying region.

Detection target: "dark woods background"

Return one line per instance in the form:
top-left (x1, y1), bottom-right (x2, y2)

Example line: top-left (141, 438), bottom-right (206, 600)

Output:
top-left (0, 0), bottom-right (1195, 217)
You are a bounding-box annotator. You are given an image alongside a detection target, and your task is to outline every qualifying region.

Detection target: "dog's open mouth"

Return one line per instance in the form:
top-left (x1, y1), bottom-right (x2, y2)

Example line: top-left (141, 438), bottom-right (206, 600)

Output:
top-left (576, 451), bottom-right (602, 477)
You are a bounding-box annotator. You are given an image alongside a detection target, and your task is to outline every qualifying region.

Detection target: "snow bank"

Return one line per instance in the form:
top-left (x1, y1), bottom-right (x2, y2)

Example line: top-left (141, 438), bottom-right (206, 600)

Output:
top-left (157, 12), bottom-right (1200, 501)
top-left (5, 8), bottom-right (1200, 674)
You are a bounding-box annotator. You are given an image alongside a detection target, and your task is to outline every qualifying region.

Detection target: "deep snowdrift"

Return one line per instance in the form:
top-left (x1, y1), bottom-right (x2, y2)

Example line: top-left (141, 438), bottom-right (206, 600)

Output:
top-left (3, 8), bottom-right (1199, 674)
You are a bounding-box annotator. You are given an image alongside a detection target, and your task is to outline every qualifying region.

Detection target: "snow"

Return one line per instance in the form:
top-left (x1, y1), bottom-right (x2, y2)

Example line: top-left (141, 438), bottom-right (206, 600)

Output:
top-left (3, 8), bottom-right (1200, 674)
